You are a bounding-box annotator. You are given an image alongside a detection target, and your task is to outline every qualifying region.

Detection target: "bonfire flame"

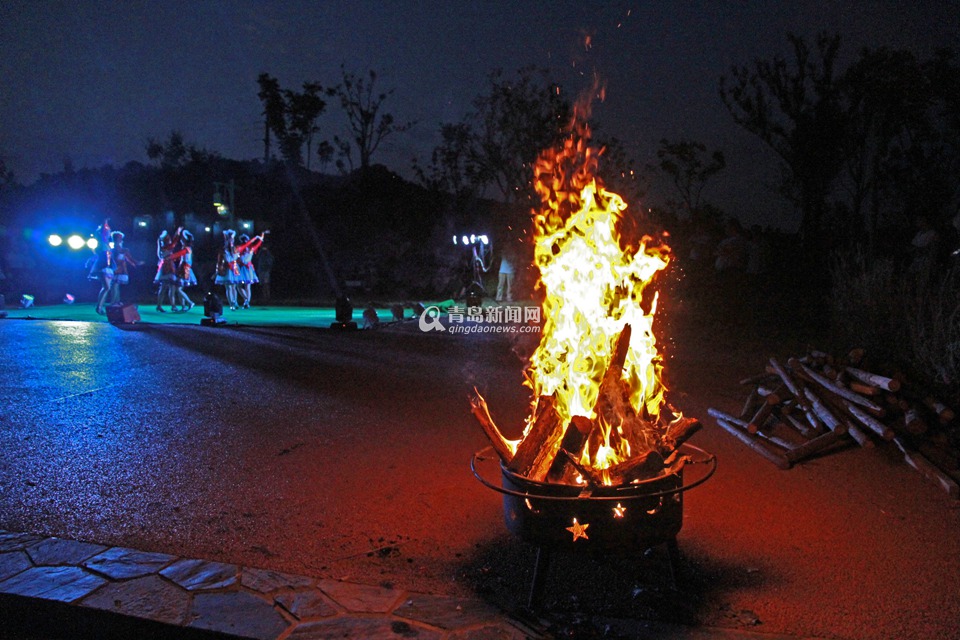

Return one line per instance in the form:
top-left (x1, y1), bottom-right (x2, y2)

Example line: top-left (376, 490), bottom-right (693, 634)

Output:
top-left (524, 97), bottom-right (676, 482)
top-left (470, 94), bottom-right (699, 488)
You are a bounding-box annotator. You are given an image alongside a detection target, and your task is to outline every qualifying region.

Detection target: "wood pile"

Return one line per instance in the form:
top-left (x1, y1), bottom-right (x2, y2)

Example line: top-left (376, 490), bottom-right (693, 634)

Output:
top-left (709, 349), bottom-right (960, 499)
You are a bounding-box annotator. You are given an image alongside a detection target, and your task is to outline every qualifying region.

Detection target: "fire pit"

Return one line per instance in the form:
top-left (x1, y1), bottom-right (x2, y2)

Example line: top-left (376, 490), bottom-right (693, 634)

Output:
top-left (472, 444), bottom-right (715, 607)
top-left (466, 93), bottom-right (716, 607)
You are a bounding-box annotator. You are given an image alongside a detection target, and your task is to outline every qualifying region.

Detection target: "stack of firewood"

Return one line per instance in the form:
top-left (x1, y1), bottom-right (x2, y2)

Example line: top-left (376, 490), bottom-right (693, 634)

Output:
top-left (709, 349), bottom-right (960, 498)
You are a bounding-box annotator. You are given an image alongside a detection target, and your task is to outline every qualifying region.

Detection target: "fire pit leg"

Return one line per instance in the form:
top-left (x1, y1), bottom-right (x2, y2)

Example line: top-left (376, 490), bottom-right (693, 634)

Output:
top-left (666, 537), bottom-right (681, 588)
top-left (527, 546), bottom-right (552, 610)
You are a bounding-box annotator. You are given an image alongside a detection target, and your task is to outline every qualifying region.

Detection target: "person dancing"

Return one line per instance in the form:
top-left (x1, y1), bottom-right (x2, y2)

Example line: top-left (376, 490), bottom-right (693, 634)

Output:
top-left (215, 229), bottom-right (240, 310)
top-left (159, 229), bottom-right (197, 312)
top-left (236, 230), bottom-right (268, 309)
top-left (91, 219), bottom-right (115, 315)
top-left (107, 231), bottom-right (142, 304)
top-left (153, 227), bottom-right (181, 312)
top-left (174, 230), bottom-right (197, 312)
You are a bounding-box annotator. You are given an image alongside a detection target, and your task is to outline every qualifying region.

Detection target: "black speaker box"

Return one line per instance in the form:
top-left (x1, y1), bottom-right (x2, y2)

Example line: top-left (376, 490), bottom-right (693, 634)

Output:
top-left (107, 303), bottom-right (140, 324)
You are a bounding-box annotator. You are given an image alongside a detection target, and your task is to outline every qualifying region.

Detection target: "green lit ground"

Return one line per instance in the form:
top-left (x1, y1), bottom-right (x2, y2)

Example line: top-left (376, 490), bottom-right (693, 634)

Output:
top-left (1, 300), bottom-right (455, 328)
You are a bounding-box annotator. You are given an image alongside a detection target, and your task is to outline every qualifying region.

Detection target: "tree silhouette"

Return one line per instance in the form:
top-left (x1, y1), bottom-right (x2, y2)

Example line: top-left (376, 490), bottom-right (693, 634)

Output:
top-left (331, 66), bottom-right (414, 173)
top-left (467, 66), bottom-right (570, 203)
top-left (721, 32), bottom-right (846, 249)
top-left (653, 138), bottom-right (725, 219)
top-left (256, 73), bottom-right (328, 168)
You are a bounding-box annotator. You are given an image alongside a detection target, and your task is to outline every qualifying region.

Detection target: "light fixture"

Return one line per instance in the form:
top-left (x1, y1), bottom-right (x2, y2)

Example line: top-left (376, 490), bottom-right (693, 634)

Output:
top-left (86, 238), bottom-right (98, 250)
top-left (48, 234), bottom-right (63, 247)
top-left (67, 235), bottom-right (85, 250)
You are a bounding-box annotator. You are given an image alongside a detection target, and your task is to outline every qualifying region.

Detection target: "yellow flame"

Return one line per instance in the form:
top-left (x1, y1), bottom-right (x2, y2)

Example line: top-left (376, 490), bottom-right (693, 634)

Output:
top-left (524, 98), bottom-right (672, 473)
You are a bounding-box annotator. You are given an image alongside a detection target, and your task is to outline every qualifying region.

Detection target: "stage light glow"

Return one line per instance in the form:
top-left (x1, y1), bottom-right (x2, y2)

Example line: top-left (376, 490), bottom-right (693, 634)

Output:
top-left (204, 226), bottom-right (212, 233)
top-left (461, 235), bottom-right (469, 245)
top-left (87, 238), bottom-right (98, 250)
top-left (48, 234), bottom-right (63, 247)
top-left (479, 235), bottom-right (489, 245)
top-left (453, 235), bottom-right (458, 245)
top-left (67, 235), bottom-right (85, 250)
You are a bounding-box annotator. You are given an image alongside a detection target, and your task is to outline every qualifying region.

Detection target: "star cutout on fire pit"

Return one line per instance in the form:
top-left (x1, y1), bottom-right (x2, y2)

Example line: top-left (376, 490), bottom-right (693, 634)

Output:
top-left (566, 518), bottom-right (590, 541)
top-left (613, 503), bottom-right (626, 518)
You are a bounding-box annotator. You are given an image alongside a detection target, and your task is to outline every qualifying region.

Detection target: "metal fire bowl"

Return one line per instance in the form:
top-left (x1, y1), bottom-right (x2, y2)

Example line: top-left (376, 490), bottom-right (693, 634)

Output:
top-left (471, 444), bottom-right (716, 551)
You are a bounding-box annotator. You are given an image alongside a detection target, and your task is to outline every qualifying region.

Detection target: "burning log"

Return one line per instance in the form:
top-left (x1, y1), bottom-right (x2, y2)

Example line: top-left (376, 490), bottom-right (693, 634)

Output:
top-left (557, 448), bottom-right (604, 486)
top-left (546, 416), bottom-right (594, 483)
top-left (605, 449), bottom-right (665, 485)
top-left (469, 388), bottom-right (513, 465)
top-left (659, 417), bottom-right (703, 456)
top-left (507, 395), bottom-right (562, 482)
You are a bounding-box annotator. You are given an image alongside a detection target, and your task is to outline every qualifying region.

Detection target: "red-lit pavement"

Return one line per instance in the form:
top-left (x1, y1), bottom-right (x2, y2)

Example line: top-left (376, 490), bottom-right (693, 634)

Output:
top-left (0, 308), bottom-right (958, 639)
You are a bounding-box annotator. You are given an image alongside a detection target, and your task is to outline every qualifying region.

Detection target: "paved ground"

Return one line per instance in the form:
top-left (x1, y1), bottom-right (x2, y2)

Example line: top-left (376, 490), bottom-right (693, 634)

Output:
top-left (1, 302), bottom-right (959, 639)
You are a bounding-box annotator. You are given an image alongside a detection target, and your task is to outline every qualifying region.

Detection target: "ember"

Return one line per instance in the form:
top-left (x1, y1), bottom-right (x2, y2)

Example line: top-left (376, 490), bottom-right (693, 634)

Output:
top-left (470, 94), bottom-right (701, 487)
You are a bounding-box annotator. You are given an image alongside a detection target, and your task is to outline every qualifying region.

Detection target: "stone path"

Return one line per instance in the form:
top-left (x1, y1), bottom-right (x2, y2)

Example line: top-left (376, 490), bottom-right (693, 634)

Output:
top-left (0, 529), bottom-right (536, 639)
top-left (0, 529), bottom-right (817, 639)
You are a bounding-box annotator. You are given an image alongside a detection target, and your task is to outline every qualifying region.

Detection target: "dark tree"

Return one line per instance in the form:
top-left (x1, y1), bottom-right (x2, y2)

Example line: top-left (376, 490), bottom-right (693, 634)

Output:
top-left (653, 138), bottom-right (725, 218)
top-left (721, 32), bottom-right (846, 249)
top-left (467, 66), bottom-right (571, 203)
top-left (413, 122), bottom-right (479, 201)
top-left (145, 130), bottom-right (217, 168)
top-left (331, 66), bottom-right (414, 173)
top-left (256, 73), bottom-right (328, 168)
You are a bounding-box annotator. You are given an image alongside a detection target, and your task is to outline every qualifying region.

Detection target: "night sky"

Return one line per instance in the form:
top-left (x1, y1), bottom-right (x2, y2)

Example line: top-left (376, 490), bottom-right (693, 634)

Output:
top-left (2, 0), bottom-right (958, 230)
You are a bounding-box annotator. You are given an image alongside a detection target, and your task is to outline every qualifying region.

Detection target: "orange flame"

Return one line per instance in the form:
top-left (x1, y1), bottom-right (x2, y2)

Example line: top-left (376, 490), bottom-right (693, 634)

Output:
top-left (524, 96), bottom-right (674, 477)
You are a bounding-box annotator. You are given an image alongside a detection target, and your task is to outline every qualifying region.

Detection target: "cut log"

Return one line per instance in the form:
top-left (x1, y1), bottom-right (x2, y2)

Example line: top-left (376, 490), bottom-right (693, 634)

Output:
top-left (714, 416), bottom-right (791, 470)
top-left (843, 400), bottom-right (895, 441)
top-left (803, 388), bottom-right (848, 435)
top-left (557, 448), bottom-right (604, 486)
top-left (469, 388), bottom-right (513, 464)
top-left (922, 396), bottom-right (956, 424)
top-left (784, 430), bottom-right (844, 463)
top-left (894, 438), bottom-right (960, 499)
top-left (781, 409), bottom-right (819, 439)
top-left (903, 408), bottom-right (928, 435)
top-left (844, 366), bottom-right (901, 392)
top-left (845, 422), bottom-right (874, 448)
top-left (507, 395), bottom-right (562, 481)
top-left (546, 416), bottom-right (594, 483)
top-left (740, 388), bottom-right (761, 420)
top-left (846, 381), bottom-right (881, 396)
top-left (790, 358), bottom-right (885, 415)
top-left (606, 449), bottom-right (665, 485)
top-left (747, 397), bottom-right (777, 434)
top-left (659, 417), bottom-right (702, 455)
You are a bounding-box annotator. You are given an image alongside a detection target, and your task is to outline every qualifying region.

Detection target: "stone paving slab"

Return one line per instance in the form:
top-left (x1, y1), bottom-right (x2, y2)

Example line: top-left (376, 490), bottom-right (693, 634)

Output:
top-left (0, 529), bottom-right (821, 639)
top-left (79, 574), bottom-right (192, 625)
top-left (83, 546), bottom-right (178, 579)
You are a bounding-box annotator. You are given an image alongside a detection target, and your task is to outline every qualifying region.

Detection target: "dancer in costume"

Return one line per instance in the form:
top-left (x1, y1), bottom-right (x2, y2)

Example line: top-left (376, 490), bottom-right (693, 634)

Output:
top-left (174, 229), bottom-right (197, 311)
top-left (153, 227), bottom-right (181, 312)
top-left (91, 219), bottom-right (114, 315)
top-left (215, 229), bottom-right (240, 310)
top-left (236, 230), bottom-right (268, 309)
top-left (108, 231), bottom-right (142, 304)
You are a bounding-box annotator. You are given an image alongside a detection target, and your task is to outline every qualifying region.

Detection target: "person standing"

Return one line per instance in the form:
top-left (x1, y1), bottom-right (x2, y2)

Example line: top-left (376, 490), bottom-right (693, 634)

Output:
top-left (215, 229), bottom-right (240, 310)
top-left (153, 228), bottom-right (181, 312)
top-left (496, 244), bottom-right (516, 303)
